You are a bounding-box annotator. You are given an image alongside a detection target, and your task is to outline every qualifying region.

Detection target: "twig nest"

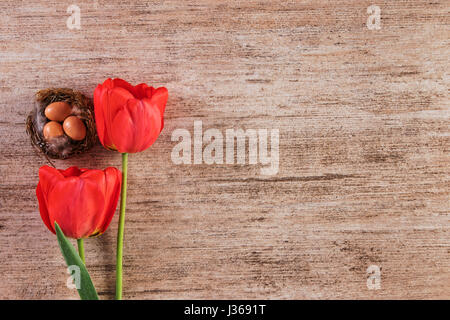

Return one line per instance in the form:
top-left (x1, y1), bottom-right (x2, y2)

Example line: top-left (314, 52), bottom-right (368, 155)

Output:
top-left (26, 88), bottom-right (96, 159)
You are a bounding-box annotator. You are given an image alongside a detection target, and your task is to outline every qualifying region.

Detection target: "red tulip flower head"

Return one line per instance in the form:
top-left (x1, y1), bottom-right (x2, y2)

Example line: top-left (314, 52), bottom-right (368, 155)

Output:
top-left (36, 166), bottom-right (122, 239)
top-left (94, 78), bottom-right (168, 153)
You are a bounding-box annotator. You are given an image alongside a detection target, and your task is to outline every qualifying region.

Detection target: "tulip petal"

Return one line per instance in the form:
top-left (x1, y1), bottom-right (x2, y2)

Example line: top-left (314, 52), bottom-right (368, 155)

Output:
top-left (37, 166), bottom-right (64, 235)
top-left (112, 78), bottom-right (135, 94)
top-left (109, 105), bottom-right (134, 153)
top-left (101, 78), bottom-right (114, 89)
top-left (97, 167), bottom-right (122, 235)
top-left (138, 99), bottom-right (163, 150)
top-left (38, 166), bottom-right (64, 198)
top-left (110, 99), bottom-right (162, 153)
top-left (59, 166), bottom-right (83, 177)
top-left (99, 86), bottom-right (135, 151)
top-left (94, 84), bottom-right (115, 149)
top-left (47, 175), bottom-right (105, 239)
top-left (80, 170), bottom-right (113, 236)
top-left (36, 183), bottom-right (54, 233)
top-left (127, 99), bottom-right (155, 151)
top-left (112, 79), bottom-right (149, 99)
top-left (132, 83), bottom-right (149, 99)
top-left (94, 84), bottom-right (107, 145)
top-left (105, 86), bottom-right (134, 129)
top-left (150, 87), bottom-right (169, 116)
top-left (148, 87), bottom-right (168, 132)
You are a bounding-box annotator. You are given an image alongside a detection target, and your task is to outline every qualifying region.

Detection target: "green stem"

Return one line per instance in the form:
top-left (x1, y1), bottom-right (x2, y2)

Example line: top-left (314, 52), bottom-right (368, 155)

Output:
top-left (77, 238), bottom-right (85, 264)
top-left (116, 152), bottom-right (128, 300)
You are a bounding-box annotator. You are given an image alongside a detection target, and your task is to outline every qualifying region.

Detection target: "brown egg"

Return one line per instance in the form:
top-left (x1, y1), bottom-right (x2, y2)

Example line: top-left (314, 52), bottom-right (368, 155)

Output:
top-left (43, 121), bottom-right (64, 140)
top-left (44, 101), bottom-right (72, 122)
top-left (63, 116), bottom-right (86, 141)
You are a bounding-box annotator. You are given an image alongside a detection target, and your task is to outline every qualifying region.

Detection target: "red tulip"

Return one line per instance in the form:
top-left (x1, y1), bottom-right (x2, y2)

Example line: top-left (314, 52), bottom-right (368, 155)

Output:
top-left (36, 166), bottom-right (122, 239)
top-left (94, 78), bottom-right (168, 153)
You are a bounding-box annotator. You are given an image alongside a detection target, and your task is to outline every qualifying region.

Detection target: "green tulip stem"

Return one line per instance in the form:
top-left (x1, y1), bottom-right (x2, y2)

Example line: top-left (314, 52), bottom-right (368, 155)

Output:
top-left (116, 152), bottom-right (128, 300)
top-left (77, 238), bottom-right (85, 264)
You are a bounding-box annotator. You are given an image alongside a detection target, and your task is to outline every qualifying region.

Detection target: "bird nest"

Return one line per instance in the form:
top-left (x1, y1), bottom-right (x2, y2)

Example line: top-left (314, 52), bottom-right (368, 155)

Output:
top-left (26, 88), bottom-right (96, 159)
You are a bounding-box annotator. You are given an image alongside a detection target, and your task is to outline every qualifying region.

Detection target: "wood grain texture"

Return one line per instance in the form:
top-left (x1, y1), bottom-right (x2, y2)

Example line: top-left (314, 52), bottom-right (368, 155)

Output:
top-left (0, 0), bottom-right (449, 299)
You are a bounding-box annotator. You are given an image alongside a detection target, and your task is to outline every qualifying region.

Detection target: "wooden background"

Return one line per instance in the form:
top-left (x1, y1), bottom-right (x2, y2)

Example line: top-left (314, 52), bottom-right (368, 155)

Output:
top-left (0, 0), bottom-right (448, 299)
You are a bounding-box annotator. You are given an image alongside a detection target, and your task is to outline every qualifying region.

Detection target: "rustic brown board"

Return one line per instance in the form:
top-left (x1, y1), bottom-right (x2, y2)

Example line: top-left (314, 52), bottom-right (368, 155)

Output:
top-left (0, 0), bottom-right (448, 299)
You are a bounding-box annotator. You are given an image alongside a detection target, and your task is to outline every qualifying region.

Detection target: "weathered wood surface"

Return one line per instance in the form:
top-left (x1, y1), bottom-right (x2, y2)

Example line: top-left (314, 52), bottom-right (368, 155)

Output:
top-left (0, 0), bottom-right (448, 299)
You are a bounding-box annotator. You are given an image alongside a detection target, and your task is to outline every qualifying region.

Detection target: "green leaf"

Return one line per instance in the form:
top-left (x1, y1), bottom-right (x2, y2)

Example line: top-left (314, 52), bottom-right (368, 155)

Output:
top-left (55, 222), bottom-right (99, 300)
